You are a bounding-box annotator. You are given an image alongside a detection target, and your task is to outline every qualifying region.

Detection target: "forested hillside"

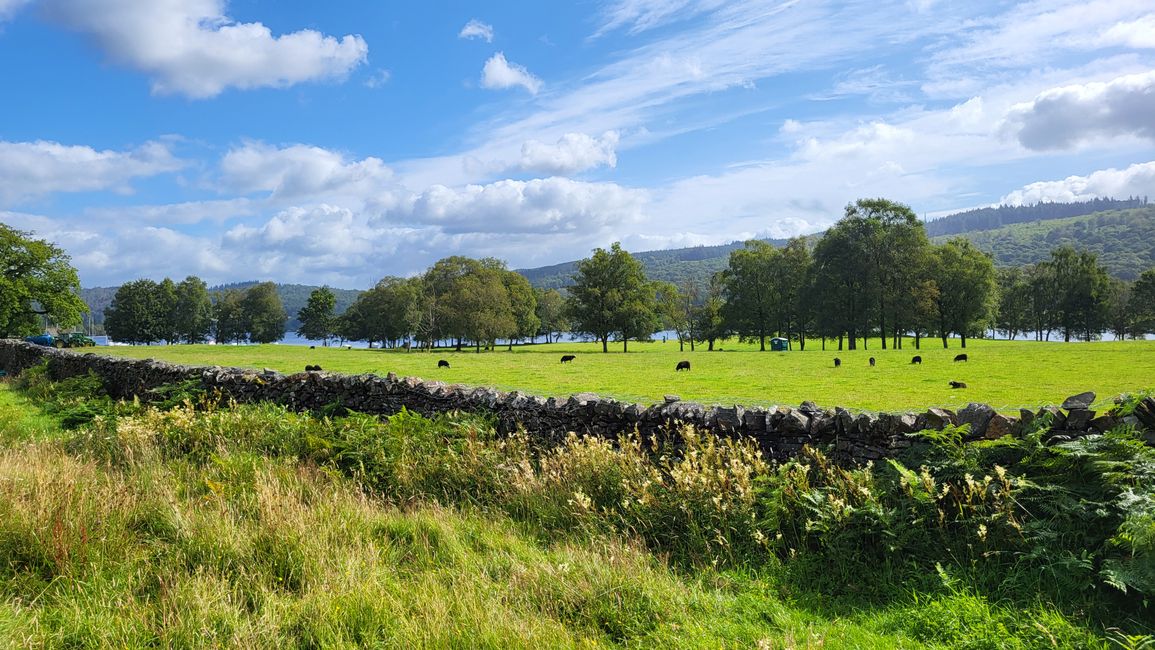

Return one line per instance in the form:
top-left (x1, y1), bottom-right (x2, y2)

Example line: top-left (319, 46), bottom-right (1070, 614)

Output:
top-left (924, 197), bottom-right (1148, 237)
top-left (937, 205), bottom-right (1155, 280)
top-left (518, 238), bottom-right (789, 289)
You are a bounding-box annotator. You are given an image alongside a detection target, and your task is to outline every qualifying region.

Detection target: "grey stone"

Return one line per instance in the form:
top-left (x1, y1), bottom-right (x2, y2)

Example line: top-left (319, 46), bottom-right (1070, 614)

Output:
top-left (1134, 397), bottom-right (1155, 429)
top-left (1065, 408), bottom-right (1094, 431)
top-left (984, 413), bottom-right (1016, 440)
top-left (924, 407), bottom-right (955, 429)
top-left (781, 409), bottom-right (810, 435)
top-left (1037, 406), bottom-right (1066, 430)
top-left (742, 408), bottom-right (768, 431)
top-left (799, 400), bottom-right (819, 415)
top-left (1062, 391), bottom-right (1096, 410)
top-left (715, 406), bottom-right (744, 430)
top-left (897, 413), bottom-right (919, 434)
top-left (1089, 415), bottom-right (1118, 433)
top-left (664, 394), bottom-right (681, 404)
top-left (957, 403), bottom-right (996, 439)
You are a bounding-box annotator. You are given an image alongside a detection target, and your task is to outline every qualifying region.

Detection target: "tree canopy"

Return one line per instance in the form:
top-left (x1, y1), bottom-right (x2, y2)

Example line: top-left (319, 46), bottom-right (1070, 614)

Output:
top-left (0, 224), bottom-right (87, 337)
top-left (567, 243), bottom-right (658, 352)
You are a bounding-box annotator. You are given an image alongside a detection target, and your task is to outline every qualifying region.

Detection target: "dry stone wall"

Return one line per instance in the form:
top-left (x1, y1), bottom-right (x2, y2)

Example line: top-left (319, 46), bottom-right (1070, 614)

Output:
top-left (3, 340), bottom-right (1152, 463)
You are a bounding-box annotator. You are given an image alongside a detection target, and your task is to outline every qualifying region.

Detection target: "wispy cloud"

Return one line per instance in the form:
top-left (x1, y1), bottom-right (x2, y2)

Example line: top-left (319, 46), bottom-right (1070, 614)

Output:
top-left (458, 19), bottom-right (494, 42)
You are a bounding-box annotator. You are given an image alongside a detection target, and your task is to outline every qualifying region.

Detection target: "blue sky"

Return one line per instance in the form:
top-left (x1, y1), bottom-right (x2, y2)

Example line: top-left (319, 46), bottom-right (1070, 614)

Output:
top-left (1, 0), bottom-right (1153, 289)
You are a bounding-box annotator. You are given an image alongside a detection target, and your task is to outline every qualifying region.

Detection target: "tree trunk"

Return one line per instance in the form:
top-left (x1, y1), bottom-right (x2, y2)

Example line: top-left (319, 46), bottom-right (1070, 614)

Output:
top-left (915, 332), bottom-right (921, 349)
top-left (623, 338), bottom-right (628, 353)
top-left (602, 336), bottom-right (608, 352)
top-left (759, 333), bottom-right (766, 351)
top-left (961, 333), bottom-right (967, 348)
top-left (680, 339), bottom-right (684, 352)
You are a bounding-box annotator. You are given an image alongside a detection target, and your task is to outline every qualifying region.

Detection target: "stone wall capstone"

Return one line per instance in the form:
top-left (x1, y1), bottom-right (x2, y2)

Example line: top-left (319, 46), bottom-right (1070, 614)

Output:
top-left (2, 340), bottom-right (1151, 463)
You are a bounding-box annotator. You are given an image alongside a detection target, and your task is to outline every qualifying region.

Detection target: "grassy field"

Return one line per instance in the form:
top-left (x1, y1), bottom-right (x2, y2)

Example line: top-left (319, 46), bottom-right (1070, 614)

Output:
top-left (94, 337), bottom-right (1155, 412)
top-left (2, 378), bottom-right (1136, 648)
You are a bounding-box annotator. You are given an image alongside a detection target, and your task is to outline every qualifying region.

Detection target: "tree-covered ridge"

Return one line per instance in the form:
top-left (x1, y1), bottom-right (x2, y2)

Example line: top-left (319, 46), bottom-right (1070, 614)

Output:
top-left (924, 197), bottom-right (1149, 238)
top-left (936, 205), bottom-right (1155, 280)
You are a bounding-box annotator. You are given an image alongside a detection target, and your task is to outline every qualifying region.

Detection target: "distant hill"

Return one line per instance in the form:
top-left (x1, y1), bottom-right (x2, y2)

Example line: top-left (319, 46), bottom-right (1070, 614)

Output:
top-left (516, 198), bottom-right (1155, 289)
top-left (80, 282), bottom-right (363, 331)
top-left (934, 205), bottom-right (1155, 280)
top-left (924, 197), bottom-right (1149, 238)
top-left (518, 238), bottom-right (790, 290)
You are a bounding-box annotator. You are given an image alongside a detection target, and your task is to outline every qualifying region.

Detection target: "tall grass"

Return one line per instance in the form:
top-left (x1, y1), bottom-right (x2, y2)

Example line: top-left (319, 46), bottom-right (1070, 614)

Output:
top-left (2, 370), bottom-right (1152, 647)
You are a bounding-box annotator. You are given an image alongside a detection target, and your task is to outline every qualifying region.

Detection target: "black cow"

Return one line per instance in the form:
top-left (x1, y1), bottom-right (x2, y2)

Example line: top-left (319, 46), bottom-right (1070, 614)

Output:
top-left (438, 359), bottom-right (450, 368)
top-left (911, 355), bottom-right (922, 365)
top-left (954, 353), bottom-right (968, 362)
top-left (560, 354), bottom-right (576, 363)
top-left (834, 358), bottom-right (841, 367)
top-left (676, 360), bottom-right (691, 371)
top-left (949, 380), bottom-right (967, 389)
top-left (869, 357), bottom-right (876, 367)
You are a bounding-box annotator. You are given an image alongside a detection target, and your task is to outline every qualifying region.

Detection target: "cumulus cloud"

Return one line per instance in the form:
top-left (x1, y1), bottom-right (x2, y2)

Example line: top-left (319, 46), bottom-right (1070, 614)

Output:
top-left (999, 161), bottom-right (1155, 205)
top-left (1003, 71), bottom-right (1155, 150)
top-left (1099, 15), bottom-right (1155, 49)
top-left (458, 19), bottom-right (493, 42)
top-left (219, 142), bottom-right (394, 201)
top-left (42, 0), bottom-right (368, 98)
top-left (0, 139), bottom-right (182, 205)
top-left (518, 131), bottom-right (620, 175)
top-left (481, 52), bottom-right (542, 94)
top-left (405, 177), bottom-right (646, 234)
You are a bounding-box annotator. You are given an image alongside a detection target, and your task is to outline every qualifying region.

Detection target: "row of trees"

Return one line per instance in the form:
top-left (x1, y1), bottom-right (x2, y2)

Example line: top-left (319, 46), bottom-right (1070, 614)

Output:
top-left (104, 279), bottom-right (287, 345)
top-left (90, 197), bottom-right (1155, 351)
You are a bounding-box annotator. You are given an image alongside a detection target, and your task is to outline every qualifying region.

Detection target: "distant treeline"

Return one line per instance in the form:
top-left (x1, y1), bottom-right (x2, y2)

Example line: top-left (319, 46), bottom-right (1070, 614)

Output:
top-left (925, 197), bottom-right (1149, 237)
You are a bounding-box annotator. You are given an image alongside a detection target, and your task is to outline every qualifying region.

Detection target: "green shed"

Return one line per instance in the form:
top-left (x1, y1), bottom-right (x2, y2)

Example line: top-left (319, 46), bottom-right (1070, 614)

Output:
top-left (770, 337), bottom-right (790, 351)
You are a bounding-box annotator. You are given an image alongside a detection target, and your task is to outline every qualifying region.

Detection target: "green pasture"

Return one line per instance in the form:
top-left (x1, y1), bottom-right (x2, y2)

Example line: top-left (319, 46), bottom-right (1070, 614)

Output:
top-left (94, 337), bottom-right (1155, 412)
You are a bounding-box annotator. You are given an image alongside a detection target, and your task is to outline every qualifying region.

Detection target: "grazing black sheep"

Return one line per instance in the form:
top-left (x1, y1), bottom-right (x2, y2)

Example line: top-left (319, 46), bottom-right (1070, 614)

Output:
top-left (560, 354), bottom-right (576, 363)
top-left (911, 355), bottom-right (922, 365)
top-left (305, 365), bottom-right (322, 372)
top-left (869, 357), bottom-right (876, 367)
top-left (676, 360), bottom-right (691, 371)
top-left (954, 353), bottom-right (968, 362)
top-left (834, 358), bottom-right (841, 367)
top-left (438, 359), bottom-right (450, 368)
top-left (949, 380), bottom-right (967, 389)
top-left (309, 345), bottom-right (315, 349)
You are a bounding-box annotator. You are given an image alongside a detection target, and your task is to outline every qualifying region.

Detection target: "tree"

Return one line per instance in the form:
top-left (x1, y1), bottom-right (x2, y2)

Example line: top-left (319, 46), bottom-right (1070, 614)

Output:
top-left (567, 242), bottom-right (657, 352)
top-left (104, 279), bottom-right (163, 345)
top-left (297, 287), bottom-right (337, 344)
top-left (995, 267), bottom-right (1032, 340)
top-left (1129, 268), bottom-right (1155, 336)
top-left (812, 223), bottom-right (872, 350)
top-left (503, 270), bottom-right (539, 350)
top-left (0, 223), bottom-right (87, 337)
top-left (721, 240), bottom-right (776, 351)
top-left (1042, 245), bottom-right (1112, 342)
top-left (1105, 278), bottom-right (1134, 341)
top-left (774, 237), bottom-right (813, 350)
top-left (213, 290), bottom-right (248, 344)
top-left (156, 278), bottom-right (180, 344)
top-left (929, 239), bottom-right (997, 348)
top-left (655, 280), bottom-right (697, 352)
top-left (172, 276), bottom-right (214, 343)
top-left (694, 274), bottom-right (729, 351)
top-left (242, 282), bottom-right (287, 344)
top-left (534, 288), bottom-right (568, 343)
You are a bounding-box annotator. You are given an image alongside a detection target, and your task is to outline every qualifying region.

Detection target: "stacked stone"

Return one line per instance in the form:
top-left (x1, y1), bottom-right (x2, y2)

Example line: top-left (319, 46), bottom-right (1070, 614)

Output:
top-left (2, 340), bottom-right (1152, 467)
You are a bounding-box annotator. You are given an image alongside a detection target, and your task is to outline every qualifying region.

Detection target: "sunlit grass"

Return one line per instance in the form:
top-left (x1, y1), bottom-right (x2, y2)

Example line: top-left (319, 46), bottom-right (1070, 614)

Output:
top-left (94, 337), bottom-right (1155, 412)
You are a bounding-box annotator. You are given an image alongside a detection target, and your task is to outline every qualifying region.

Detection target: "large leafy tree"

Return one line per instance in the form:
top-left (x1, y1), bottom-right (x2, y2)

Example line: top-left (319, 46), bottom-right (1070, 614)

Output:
top-left (104, 279), bottom-right (163, 344)
top-left (172, 276), bottom-right (214, 344)
top-left (721, 240), bottom-right (777, 351)
top-left (1130, 268), bottom-right (1155, 336)
top-left (929, 239), bottom-right (997, 348)
top-left (1042, 245), bottom-right (1113, 342)
top-left (296, 286), bottom-right (337, 343)
top-left (213, 290), bottom-right (248, 344)
top-left (812, 222), bottom-right (872, 350)
top-left (534, 288), bottom-right (568, 343)
top-left (567, 242), bottom-right (657, 352)
top-left (694, 274), bottom-right (729, 351)
top-left (502, 270), bottom-right (539, 350)
top-left (0, 224), bottom-right (87, 337)
top-left (242, 282), bottom-right (287, 344)
top-left (341, 276), bottom-right (420, 347)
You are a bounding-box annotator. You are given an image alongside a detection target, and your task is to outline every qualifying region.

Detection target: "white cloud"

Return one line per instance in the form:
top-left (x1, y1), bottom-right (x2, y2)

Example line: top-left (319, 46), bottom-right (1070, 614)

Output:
top-left (364, 68), bottom-right (391, 89)
top-left (1003, 71), bottom-right (1155, 150)
top-left (42, 0), bottom-right (368, 98)
top-left (518, 131), bottom-right (620, 175)
top-left (405, 177), bottom-right (646, 235)
top-left (219, 142), bottom-right (394, 201)
top-left (999, 161), bottom-right (1155, 205)
top-left (480, 52), bottom-right (542, 94)
top-left (458, 19), bottom-right (493, 42)
top-left (593, 0), bottom-right (727, 37)
top-left (1099, 15), bottom-right (1155, 49)
top-left (0, 139), bottom-right (182, 205)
